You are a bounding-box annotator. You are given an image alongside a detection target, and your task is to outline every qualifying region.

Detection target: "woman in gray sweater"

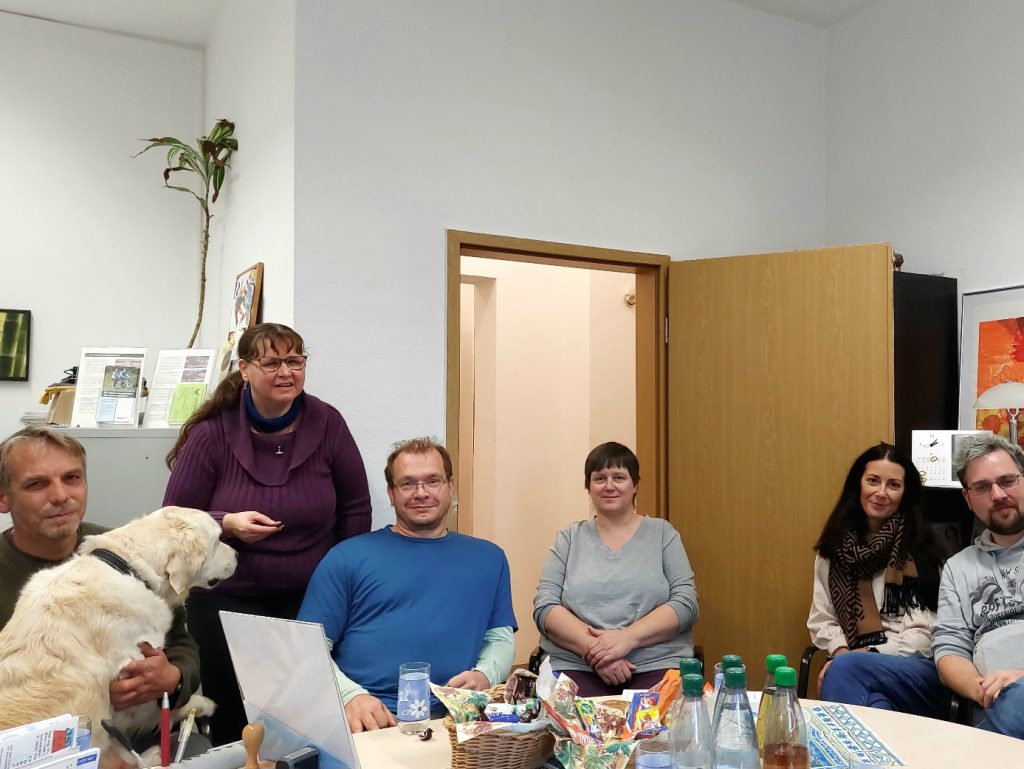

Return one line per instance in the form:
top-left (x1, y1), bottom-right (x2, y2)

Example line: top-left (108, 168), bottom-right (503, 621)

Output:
top-left (533, 442), bottom-right (699, 696)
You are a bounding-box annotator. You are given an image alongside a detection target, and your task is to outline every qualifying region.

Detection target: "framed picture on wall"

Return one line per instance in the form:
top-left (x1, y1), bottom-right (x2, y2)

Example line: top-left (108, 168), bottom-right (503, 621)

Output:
top-left (232, 262), bottom-right (264, 334)
top-left (0, 309), bottom-right (31, 381)
top-left (959, 284), bottom-right (1024, 439)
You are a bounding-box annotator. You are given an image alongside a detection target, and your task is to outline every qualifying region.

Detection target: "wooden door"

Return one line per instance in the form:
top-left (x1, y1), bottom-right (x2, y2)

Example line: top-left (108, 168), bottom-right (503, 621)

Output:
top-left (666, 243), bottom-right (896, 679)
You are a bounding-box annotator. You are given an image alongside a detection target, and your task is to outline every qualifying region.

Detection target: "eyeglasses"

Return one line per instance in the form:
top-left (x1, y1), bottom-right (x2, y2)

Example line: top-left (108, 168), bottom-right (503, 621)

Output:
top-left (394, 477), bottom-right (448, 494)
top-left (252, 356), bottom-right (307, 373)
top-left (967, 473), bottom-right (1022, 496)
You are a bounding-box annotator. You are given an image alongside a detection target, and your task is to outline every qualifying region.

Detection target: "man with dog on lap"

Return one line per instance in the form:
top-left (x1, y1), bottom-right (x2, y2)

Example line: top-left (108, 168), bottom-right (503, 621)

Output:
top-left (0, 426), bottom-right (201, 730)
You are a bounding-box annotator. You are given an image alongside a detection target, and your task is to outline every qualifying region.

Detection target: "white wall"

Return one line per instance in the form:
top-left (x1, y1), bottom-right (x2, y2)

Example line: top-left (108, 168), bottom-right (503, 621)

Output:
top-left (0, 13), bottom-right (202, 435)
top-left (827, 0), bottom-right (1024, 293)
top-left (203, 0), bottom-right (295, 344)
top-left (295, 0), bottom-right (828, 519)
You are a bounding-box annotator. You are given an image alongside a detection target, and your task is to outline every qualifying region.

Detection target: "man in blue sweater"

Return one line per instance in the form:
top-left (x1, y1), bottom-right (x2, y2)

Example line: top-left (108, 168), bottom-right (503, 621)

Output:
top-left (298, 437), bottom-right (516, 733)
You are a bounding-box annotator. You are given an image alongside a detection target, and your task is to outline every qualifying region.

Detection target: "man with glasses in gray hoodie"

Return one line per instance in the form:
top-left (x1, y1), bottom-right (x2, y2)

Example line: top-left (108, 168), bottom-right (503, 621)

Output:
top-left (934, 433), bottom-right (1024, 737)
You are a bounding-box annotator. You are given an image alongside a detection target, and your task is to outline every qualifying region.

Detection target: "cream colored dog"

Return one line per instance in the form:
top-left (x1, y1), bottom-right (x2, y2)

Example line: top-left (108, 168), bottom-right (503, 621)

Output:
top-left (0, 507), bottom-right (237, 766)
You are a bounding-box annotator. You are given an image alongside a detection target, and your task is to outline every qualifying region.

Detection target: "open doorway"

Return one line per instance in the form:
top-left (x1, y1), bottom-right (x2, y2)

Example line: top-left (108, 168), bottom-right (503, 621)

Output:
top-left (446, 231), bottom-right (668, 664)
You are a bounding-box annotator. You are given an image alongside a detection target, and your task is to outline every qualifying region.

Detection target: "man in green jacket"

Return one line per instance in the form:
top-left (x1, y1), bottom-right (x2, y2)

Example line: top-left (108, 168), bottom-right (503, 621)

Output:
top-left (0, 425), bottom-right (200, 713)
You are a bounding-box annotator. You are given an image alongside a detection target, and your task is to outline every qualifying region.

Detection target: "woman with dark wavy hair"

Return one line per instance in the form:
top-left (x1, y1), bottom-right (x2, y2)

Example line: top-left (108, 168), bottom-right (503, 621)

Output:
top-left (164, 323), bottom-right (371, 744)
top-left (807, 442), bottom-right (949, 717)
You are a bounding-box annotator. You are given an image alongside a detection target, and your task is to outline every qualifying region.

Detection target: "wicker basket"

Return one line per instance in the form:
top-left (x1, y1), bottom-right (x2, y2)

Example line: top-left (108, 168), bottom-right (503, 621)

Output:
top-left (443, 684), bottom-right (555, 769)
top-left (444, 717), bottom-right (555, 769)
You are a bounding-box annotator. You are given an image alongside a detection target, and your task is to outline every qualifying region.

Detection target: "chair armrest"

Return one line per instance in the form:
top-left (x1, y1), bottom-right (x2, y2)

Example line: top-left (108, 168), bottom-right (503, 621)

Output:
top-left (798, 643), bottom-right (823, 698)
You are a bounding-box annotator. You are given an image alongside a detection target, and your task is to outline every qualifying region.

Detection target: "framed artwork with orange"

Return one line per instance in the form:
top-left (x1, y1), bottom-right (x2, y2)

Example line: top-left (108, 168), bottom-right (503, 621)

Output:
top-left (959, 284), bottom-right (1024, 447)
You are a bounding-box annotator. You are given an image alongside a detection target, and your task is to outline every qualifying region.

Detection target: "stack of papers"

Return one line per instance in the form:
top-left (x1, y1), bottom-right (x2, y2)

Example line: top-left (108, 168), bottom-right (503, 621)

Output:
top-left (18, 409), bottom-right (48, 427)
top-left (0, 714), bottom-right (98, 769)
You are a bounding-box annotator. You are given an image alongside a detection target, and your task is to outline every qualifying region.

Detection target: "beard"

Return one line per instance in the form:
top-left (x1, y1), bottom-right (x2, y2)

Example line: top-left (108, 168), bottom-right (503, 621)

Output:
top-left (987, 501), bottom-right (1024, 537)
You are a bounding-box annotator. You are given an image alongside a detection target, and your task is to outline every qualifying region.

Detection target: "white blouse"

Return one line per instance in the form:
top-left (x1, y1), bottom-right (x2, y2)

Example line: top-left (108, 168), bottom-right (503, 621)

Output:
top-left (806, 554), bottom-right (936, 657)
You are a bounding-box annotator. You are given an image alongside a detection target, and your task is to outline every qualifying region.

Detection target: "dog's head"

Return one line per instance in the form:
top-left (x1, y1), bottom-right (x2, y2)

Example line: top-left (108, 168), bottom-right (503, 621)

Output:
top-left (80, 507), bottom-right (238, 604)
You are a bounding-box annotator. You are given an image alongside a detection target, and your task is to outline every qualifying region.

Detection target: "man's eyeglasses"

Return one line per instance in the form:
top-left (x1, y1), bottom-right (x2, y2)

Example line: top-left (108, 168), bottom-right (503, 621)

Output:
top-left (252, 356), bottom-right (308, 373)
top-left (967, 473), bottom-right (1022, 496)
top-left (394, 477), bottom-right (447, 494)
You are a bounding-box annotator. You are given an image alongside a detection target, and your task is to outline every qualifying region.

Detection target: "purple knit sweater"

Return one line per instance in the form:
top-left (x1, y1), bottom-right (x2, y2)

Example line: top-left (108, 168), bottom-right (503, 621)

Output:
top-left (163, 393), bottom-right (372, 594)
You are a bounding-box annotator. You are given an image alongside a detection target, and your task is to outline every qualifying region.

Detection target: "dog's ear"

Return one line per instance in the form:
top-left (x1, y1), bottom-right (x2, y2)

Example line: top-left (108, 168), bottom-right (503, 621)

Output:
top-left (163, 548), bottom-right (201, 597)
top-left (165, 545), bottom-right (205, 599)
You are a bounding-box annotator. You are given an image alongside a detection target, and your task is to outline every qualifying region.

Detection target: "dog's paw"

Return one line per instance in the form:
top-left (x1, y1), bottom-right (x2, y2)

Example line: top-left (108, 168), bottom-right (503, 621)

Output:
top-left (175, 693), bottom-right (216, 720)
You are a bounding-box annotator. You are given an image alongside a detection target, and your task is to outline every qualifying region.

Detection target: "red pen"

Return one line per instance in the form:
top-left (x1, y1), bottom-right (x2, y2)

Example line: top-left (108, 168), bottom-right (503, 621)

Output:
top-left (160, 691), bottom-right (171, 766)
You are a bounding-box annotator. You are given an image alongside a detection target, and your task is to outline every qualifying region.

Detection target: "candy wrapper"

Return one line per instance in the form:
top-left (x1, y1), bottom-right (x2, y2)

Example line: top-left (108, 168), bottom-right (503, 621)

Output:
top-left (429, 682), bottom-right (490, 724)
top-left (539, 673), bottom-right (640, 769)
top-left (430, 681), bottom-right (549, 744)
top-left (504, 668), bottom-right (538, 703)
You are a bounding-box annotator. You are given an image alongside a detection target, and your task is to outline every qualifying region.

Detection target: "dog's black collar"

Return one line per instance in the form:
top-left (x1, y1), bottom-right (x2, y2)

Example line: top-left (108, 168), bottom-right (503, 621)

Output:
top-left (90, 548), bottom-right (146, 585)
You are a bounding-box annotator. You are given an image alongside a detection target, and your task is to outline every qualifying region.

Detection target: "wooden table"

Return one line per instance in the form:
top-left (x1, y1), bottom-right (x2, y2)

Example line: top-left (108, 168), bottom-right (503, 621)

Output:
top-left (350, 702), bottom-right (1024, 768)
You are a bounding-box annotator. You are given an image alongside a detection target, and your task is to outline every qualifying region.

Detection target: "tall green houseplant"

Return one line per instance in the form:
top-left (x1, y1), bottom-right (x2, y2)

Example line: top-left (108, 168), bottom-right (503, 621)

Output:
top-left (135, 119), bottom-right (238, 347)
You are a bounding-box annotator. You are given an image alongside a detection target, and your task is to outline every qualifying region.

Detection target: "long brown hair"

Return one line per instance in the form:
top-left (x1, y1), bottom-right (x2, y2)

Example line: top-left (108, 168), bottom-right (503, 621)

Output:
top-left (166, 323), bottom-right (305, 468)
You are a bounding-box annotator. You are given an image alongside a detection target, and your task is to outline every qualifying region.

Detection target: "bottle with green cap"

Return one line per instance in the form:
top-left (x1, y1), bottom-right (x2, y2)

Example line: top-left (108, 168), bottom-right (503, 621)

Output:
top-left (711, 654), bottom-right (743, 740)
top-left (755, 653), bottom-right (788, 755)
top-left (762, 665), bottom-right (809, 769)
top-left (669, 672), bottom-right (713, 769)
top-left (665, 658), bottom-right (704, 729)
top-left (711, 666), bottom-right (758, 769)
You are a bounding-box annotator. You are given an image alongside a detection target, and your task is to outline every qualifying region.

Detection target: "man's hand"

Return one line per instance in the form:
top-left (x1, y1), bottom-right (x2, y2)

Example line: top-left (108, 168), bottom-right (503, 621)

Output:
top-left (594, 658), bottom-right (636, 687)
top-left (222, 511), bottom-right (284, 543)
top-left (584, 627), bottom-right (637, 668)
top-left (446, 670), bottom-right (490, 690)
top-left (109, 643), bottom-right (180, 710)
top-left (979, 668), bottom-right (1024, 708)
top-left (344, 694), bottom-right (397, 733)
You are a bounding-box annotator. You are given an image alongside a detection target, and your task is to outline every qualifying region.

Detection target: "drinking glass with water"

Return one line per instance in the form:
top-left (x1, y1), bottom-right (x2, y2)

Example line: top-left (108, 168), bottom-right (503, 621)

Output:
top-left (397, 661), bottom-right (431, 734)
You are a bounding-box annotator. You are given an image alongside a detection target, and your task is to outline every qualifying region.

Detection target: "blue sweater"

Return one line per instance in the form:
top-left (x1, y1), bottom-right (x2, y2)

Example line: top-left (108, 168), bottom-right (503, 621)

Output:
top-left (297, 527), bottom-right (517, 713)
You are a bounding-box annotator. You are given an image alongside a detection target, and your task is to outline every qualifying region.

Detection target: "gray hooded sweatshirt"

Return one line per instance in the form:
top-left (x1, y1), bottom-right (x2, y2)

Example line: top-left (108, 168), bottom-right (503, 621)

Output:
top-left (933, 529), bottom-right (1024, 674)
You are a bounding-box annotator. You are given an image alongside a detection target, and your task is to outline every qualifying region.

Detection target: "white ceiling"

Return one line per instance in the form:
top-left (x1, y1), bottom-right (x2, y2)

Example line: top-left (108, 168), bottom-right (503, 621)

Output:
top-left (728, 0), bottom-right (880, 28)
top-left (0, 0), bottom-right (881, 48)
top-left (0, 0), bottom-right (226, 46)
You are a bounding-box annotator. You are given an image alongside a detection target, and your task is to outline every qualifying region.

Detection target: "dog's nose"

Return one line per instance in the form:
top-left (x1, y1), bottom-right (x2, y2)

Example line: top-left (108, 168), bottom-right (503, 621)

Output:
top-left (207, 578), bottom-right (221, 587)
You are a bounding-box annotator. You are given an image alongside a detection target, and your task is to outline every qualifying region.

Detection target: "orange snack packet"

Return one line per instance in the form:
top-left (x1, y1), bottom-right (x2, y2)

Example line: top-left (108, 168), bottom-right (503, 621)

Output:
top-left (652, 668), bottom-right (681, 723)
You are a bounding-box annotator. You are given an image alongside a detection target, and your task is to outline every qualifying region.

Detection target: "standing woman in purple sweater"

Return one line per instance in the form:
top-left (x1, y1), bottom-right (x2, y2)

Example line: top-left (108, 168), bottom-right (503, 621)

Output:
top-left (163, 322), bottom-right (371, 745)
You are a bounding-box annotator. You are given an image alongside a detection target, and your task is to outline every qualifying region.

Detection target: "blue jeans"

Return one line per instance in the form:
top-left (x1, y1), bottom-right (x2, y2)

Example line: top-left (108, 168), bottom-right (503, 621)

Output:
top-left (975, 681), bottom-right (1024, 738)
top-left (820, 653), bottom-right (949, 719)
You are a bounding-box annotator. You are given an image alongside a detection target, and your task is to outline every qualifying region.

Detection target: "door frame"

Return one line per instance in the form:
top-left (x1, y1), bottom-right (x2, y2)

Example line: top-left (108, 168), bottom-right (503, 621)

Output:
top-left (445, 230), bottom-right (670, 526)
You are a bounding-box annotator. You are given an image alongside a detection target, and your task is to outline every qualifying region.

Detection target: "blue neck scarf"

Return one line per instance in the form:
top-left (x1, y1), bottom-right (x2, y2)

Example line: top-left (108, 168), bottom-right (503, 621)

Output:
top-left (243, 385), bottom-right (304, 433)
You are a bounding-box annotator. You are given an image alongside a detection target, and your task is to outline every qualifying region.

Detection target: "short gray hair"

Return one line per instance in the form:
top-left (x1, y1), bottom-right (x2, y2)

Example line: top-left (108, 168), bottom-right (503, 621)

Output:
top-left (0, 426), bottom-right (87, 489)
top-left (952, 433), bottom-right (1024, 485)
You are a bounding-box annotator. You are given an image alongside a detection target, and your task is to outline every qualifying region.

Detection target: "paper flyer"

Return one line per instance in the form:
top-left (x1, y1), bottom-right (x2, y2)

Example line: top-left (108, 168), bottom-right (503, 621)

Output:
top-left (69, 348), bottom-right (147, 428)
top-left (143, 349), bottom-right (216, 428)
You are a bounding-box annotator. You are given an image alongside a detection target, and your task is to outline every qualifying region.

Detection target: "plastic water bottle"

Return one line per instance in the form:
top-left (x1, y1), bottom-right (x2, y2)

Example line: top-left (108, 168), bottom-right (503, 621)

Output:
top-left (710, 654), bottom-right (742, 738)
top-left (669, 673), bottom-right (713, 769)
top-left (756, 653), bottom-right (787, 755)
top-left (664, 657), bottom-right (704, 729)
top-left (711, 667), bottom-right (758, 769)
top-left (762, 666), bottom-right (809, 769)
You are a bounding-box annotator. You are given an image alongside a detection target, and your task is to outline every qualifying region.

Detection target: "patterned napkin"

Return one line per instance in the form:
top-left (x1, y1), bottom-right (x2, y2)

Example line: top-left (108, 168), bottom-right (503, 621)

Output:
top-left (805, 703), bottom-right (904, 768)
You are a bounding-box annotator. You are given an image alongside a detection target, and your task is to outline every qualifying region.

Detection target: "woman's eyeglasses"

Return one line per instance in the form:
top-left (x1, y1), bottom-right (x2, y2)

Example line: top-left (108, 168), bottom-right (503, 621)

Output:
top-left (253, 356), bottom-right (308, 373)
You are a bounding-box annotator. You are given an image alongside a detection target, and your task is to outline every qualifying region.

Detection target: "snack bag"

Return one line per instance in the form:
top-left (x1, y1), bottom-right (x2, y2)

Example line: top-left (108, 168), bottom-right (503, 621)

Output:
top-left (623, 691), bottom-right (662, 740)
top-left (652, 668), bottom-right (681, 723)
top-left (575, 698), bottom-right (603, 741)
